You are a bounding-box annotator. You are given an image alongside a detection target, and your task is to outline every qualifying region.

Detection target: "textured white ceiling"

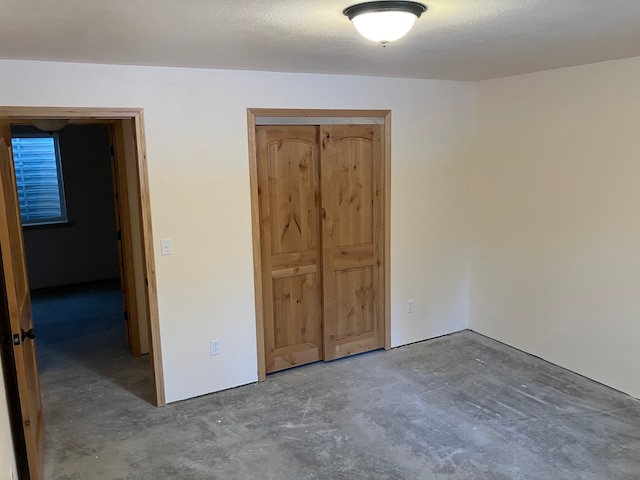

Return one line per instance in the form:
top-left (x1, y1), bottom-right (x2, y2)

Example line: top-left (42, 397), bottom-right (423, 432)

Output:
top-left (1, 0), bottom-right (639, 81)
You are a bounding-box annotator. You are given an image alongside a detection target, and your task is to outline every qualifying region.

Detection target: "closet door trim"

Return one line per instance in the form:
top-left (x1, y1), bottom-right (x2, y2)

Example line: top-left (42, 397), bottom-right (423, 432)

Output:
top-left (247, 108), bottom-right (391, 381)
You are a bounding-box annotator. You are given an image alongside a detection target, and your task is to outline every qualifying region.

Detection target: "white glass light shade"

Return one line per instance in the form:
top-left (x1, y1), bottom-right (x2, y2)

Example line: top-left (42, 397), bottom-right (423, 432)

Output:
top-left (352, 10), bottom-right (418, 43)
top-left (31, 119), bottom-right (69, 132)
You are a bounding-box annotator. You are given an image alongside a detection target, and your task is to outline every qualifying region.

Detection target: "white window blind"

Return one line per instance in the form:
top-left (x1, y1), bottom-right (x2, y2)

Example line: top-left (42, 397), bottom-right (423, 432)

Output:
top-left (11, 134), bottom-right (67, 226)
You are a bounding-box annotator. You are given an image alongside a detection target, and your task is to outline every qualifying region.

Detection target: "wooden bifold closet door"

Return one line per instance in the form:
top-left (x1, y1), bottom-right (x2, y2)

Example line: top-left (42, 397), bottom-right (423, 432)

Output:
top-left (257, 123), bottom-right (384, 374)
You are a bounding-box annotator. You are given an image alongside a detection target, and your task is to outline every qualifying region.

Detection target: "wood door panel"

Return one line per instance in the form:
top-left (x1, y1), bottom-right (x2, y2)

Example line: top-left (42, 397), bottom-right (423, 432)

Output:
top-left (323, 136), bottom-right (374, 248)
top-left (256, 122), bottom-right (386, 372)
top-left (273, 273), bottom-right (319, 349)
top-left (322, 124), bottom-right (384, 361)
top-left (267, 136), bottom-right (317, 255)
top-left (270, 251), bottom-right (317, 270)
top-left (334, 332), bottom-right (379, 358)
top-left (333, 244), bottom-right (375, 270)
top-left (257, 126), bottom-right (323, 373)
top-left (273, 347), bottom-right (321, 372)
top-left (271, 264), bottom-right (317, 279)
top-left (0, 127), bottom-right (44, 480)
top-left (333, 266), bottom-right (375, 340)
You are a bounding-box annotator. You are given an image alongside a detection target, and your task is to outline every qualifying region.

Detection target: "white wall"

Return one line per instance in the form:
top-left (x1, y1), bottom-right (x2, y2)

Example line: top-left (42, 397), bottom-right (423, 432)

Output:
top-left (471, 57), bottom-right (640, 399)
top-left (0, 358), bottom-right (16, 479)
top-left (0, 59), bottom-right (475, 402)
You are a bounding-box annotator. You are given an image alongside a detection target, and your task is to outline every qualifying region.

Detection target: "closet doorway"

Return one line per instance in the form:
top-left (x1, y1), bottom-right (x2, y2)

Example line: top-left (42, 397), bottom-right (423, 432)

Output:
top-left (248, 109), bottom-right (391, 380)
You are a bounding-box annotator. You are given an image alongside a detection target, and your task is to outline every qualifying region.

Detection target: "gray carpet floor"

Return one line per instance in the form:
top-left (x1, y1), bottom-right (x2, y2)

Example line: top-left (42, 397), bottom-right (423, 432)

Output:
top-left (32, 282), bottom-right (640, 479)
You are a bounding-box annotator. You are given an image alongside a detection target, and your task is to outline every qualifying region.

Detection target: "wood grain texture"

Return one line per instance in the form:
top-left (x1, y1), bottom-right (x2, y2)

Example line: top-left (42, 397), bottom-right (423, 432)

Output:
top-left (247, 110), bottom-right (267, 381)
top-left (334, 267), bottom-right (375, 340)
top-left (0, 122), bottom-right (44, 480)
top-left (131, 111), bottom-right (165, 407)
top-left (109, 128), bottom-right (130, 351)
top-left (273, 273), bottom-right (318, 349)
top-left (383, 112), bottom-right (391, 350)
top-left (271, 264), bottom-right (317, 279)
top-left (121, 118), bottom-right (151, 355)
top-left (0, 107), bottom-right (144, 119)
top-left (321, 124), bottom-right (385, 361)
top-left (249, 108), bottom-right (390, 119)
top-left (332, 139), bottom-right (374, 247)
top-left (257, 125), bottom-right (323, 374)
top-left (111, 123), bottom-right (141, 356)
top-left (248, 109), bottom-right (390, 375)
top-left (267, 137), bottom-right (316, 255)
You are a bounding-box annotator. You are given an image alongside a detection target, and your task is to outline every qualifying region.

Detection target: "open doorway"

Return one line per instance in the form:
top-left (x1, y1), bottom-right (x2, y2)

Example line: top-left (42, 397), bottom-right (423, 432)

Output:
top-left (0, 107), bottom-right (164, 480)
top-left (14, 122), bottom-right (151, 397)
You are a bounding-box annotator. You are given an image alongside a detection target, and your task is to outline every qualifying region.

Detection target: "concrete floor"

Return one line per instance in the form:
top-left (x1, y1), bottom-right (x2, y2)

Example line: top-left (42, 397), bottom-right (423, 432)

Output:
top-left (33, 283), bottom-right (640, 479)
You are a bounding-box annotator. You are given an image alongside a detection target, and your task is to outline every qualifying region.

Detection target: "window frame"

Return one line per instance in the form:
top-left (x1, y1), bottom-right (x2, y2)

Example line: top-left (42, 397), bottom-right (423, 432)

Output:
top-left (10, 132), bottom-right (69, 227)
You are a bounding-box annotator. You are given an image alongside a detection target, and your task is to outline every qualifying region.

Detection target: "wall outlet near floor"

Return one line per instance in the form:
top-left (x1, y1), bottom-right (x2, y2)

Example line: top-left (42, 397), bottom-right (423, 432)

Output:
top-left (210, 339), bottom-right (221, 356)
top-left (407, 299), bottom-right (415, 314)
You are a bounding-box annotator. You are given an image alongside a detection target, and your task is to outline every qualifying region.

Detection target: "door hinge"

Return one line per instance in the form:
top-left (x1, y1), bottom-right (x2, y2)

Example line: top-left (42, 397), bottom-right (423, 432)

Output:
top-left (110, 145), bottom-right (115, 156)
top-left (124, 311), bottom-right (129, 321)
top-left (117, 230), bottom-right (122, 241)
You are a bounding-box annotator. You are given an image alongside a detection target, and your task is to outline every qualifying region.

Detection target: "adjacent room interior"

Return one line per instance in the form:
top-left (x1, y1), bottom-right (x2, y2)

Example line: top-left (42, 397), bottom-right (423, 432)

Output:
top-left (1, 0), bottom-right (640, 479)
top-left (16, 122), bottom-right (153, 408)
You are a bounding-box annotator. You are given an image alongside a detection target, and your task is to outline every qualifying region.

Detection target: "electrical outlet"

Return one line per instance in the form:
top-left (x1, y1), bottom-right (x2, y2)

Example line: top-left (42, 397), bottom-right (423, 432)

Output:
top-left (407, 299), bottom-right (415, 314)
top-left (210, 339), bottom-right (221, 356)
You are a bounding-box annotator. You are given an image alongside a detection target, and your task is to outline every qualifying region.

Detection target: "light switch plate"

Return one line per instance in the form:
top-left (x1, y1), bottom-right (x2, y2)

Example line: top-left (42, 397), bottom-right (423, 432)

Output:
top-left (407, 299), bottom-right (415, 314)
top-left (160, 238), bottom-right (173, 256)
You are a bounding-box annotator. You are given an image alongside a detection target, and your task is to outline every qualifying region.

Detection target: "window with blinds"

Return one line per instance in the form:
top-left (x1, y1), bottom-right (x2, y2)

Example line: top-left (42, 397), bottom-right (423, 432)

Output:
top-left (11, 133), bottom-right (67, 226)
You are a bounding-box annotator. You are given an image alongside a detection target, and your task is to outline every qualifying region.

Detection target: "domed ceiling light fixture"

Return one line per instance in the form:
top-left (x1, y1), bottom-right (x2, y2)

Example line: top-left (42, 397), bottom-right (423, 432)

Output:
top-left (31, 119), bottom-right (69, 132)
top-left (343, 1), bottom-right (427, 45)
